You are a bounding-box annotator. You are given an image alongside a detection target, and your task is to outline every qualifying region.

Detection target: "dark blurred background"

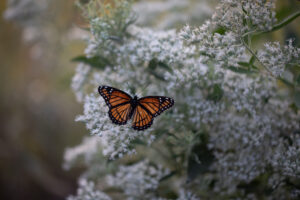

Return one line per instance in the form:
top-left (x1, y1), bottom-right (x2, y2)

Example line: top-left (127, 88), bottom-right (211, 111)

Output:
top-left (0, 0), bottom-right (299, 200)
top-left (0, 0), bottom-right (86, 199)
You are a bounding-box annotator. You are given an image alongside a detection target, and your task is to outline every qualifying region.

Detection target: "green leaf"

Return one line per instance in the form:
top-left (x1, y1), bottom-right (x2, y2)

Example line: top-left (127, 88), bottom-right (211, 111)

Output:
top-left (148, 59), bottom-right (158, 70)
top-left (249, 55), bottom-right (255, 65)
top-left (251, 65), bottom-right (259, 70)
top-left (72, 55), bottom-right (111, 70)
top-left (147, 59), bottom-right (172, 81)
top-left (157, 61), bottom-right (172, 73)
top-left (228, 66), bottom-right (257, 74)
top-left (237, 172), bottom-right (272, 196)
top-left (238, 61), bottom-right (250, 67)
top-left (289, 103), bottom-right (299, 113)
top-left (159, 171), bottom-right (176, 182)
top-left (294, 91), bottom-right (300, 109)
top-left (207, 84), bottom-right (224, 102)
top-left (79, 0), bottom-right (90, 4)
top-left (278, 77), bottom-right (294, 88)
top-left (213, 26), bottom-right (227, 35)
top-left (296, 75), bottom-right (300, 86)
top-left (238, 55), bottom-right (258, 69)
top-left (130, 138), bottom-right (147, 146)
top-left (148, 70), bottom-right (166, 81)
top-left (187, 134), bottom-right (214, 182)
top-left (148, 58), bottom-right (172, 72)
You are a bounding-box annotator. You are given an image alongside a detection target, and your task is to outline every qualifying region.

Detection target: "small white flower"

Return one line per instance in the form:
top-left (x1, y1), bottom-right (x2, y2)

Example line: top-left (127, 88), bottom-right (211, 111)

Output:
top-left (67, 179), bottom-right (111, 200)
top-left (258, 39), bottom-right (300, 77)
top-left (106, 160), bottom-right (169, 200)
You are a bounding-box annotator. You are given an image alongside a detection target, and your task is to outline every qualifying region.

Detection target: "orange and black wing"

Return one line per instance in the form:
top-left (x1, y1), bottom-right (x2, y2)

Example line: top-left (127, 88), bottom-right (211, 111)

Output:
top-left (131, 104), bottom-right (154, 131)
top-left (132, 96), bottom-right (174, 130)
top-left (108, 103), bottom-right (132, 125)
top-left (138, 96), bottom-right (174, 117)
top-left (98, 85), bottom-right (132, 108)
top-left (98, 85), bottom-right (132, 125)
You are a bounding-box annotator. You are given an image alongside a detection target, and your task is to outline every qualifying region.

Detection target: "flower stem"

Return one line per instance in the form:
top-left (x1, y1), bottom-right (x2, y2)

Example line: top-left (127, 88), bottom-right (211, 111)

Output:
top-left (240, 38), bottom-right (275, 78)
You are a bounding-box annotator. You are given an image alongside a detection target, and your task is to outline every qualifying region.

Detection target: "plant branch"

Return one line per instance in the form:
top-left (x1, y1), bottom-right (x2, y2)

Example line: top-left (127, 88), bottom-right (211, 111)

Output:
top-left (240, 38), bottom-right (275, 78)
top-left (243, 11), bottom-right (300, 38)
top-left (266, 11), bottom-right (300, 33)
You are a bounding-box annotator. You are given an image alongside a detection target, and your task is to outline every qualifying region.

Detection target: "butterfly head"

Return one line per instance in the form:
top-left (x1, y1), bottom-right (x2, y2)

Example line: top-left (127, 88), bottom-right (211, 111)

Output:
top-left (130, 95), bottom-right (139, 108)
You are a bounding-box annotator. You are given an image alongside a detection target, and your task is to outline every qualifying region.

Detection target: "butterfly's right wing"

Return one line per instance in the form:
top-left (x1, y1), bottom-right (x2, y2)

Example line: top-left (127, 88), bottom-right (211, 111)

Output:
top-left (98, 85), bottom-right (132, 125)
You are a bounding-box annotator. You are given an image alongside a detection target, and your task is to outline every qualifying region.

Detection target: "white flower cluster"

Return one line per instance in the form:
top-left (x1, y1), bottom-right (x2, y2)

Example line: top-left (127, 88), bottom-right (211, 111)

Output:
top-left (63, 136), bottom-right (101, 170)
top-left (106, 160), bottom-right (169, 200)
top-left (66, 159), bottom-right (200, 200)
top-left (67, 0), bottom-right (300, 199)
top-left (3, 0), bottom-right (75, 67)
top-left (133, 0), bottom-right (212, 30)
top-left (4, 0), bottom-right (47, 27)
top-left (3, 0), bottom-right (53, 46)
top-left (67, 179), bottom-right (111, 200)
top-left (75, 93), bottom-right (153, 159)
top-left (72, 64), bottom-right (92, 102)
top-left (176, 189), bottom-right (201, 200)
top-left (212, 0), bottom-right (276, 34)
top-left (63, 135), bottom-right (110, 180)
top-left (272, 134), bottom-right (300, 178)
top-left (258, 39), bottom-right (300, 77)
top-left (180, 23), bottom-right (248, 69)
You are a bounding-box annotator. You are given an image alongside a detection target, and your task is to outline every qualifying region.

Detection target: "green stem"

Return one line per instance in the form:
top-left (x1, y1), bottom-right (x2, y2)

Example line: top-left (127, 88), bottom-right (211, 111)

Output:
top-left (159, 170), bottom-right (177, 182)
top-left (266, 11), bottom-right (300, 33)
top-left (240, 38), bottom-right (275, 78)
top-left (243, 11), bottom-right (300, 38)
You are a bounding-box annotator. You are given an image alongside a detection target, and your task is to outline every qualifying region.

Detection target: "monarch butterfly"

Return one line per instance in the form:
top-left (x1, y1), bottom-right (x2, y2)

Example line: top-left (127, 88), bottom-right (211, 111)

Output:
top-left (98, 85), bottom-right (174, 131)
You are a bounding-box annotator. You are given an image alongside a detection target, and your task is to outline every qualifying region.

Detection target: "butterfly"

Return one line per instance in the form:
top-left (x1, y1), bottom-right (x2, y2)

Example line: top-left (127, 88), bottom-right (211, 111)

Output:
top-left (98, 85), bottom-right (174, 131)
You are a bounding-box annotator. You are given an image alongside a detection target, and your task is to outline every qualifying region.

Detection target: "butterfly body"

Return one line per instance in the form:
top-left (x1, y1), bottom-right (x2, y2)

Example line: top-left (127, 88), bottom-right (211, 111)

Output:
top-left (128, 95), bottom-right (138, 119)
top-left (98, 85), bottom-right (174, 131)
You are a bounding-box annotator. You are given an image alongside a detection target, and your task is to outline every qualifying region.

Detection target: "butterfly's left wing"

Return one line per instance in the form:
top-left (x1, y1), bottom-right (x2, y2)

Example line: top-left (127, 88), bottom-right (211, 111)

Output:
top-left (131, 96), bottom-right (174, 131)
top-left (109, 103), bottom-right (132, 125)
top-left (98, 85), bottom-right (132, 125)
